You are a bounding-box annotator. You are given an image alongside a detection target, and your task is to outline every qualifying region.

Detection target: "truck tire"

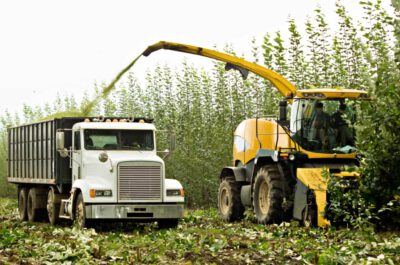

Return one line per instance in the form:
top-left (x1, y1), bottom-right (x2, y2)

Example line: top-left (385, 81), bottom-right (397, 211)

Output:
top-left (18, 188), bottom-right (28, 221)
top-left (27, 188), bottom-right (39, 222)
top-left (252, 165), bottom-right (284, 224)
top-left (75, 193), bottom-right (90, 228)
top-left (158, 219), bottom-right (179, 229)
top-left (218, 176), bottom-right (245, 222)
top-left (47, 189), bottom-right (60, 225)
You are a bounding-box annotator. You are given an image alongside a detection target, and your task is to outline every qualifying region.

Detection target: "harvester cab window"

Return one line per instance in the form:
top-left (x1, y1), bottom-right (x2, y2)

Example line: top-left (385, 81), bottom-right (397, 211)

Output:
top-left (290, 99), bottom-right (356, 153)
top-left (84, 129), bottom-right (154, 151)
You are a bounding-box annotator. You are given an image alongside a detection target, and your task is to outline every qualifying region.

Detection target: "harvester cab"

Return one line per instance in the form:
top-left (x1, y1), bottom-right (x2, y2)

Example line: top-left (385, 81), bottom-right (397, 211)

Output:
top-left (142, 41), bottom-right (370, 227)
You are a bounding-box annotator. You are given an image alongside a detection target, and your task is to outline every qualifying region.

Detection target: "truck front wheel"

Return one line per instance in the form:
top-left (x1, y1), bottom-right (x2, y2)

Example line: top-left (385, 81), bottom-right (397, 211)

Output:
top-left (218, 176), bottom-right (245, 222)
top-left (47, 189), bottom-right (60, 225)
top-left (18, 188), bottom-right (28, 221)
top-left (75, 193), bottom-right (90, 228)
top-left (253, 165), bottom-right (284, 224)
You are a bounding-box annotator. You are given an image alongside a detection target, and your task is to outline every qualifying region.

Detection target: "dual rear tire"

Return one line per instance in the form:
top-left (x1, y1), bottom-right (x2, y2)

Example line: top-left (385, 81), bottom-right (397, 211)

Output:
top-left (18, 187), bottom-right (47, 222)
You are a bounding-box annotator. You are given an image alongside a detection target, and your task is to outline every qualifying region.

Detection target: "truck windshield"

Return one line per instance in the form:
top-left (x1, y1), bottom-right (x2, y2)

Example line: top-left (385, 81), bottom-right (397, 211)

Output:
top-left (290, 99), bottom-right (357, 154)
top-left (84, 129), bottom-right (154, 151)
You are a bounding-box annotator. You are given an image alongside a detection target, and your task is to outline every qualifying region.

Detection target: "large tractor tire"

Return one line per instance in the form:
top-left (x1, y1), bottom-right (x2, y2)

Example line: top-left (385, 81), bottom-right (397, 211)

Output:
top-left (252, 165), bottom-right (285, 224)
top-left (218, 176), bottom-right (245, 222)
top-left (18, 187), bottom-right (28, 221)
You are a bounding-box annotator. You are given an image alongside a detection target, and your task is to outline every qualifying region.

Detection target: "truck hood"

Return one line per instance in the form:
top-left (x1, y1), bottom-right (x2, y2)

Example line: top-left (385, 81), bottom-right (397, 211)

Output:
top-left (83, 151), bottom-right (164, 167)
top-left (104, 151), bottom-right (164, 166)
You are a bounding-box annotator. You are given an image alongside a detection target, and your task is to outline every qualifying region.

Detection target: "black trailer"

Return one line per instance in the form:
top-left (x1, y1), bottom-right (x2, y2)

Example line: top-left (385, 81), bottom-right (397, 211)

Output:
top-left (8, 117), bottom-right (85, 193)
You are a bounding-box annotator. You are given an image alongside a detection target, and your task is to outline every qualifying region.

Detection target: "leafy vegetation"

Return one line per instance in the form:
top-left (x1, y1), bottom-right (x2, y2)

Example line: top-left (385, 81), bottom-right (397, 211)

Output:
top-left (0, 198), bottom-right (399, 264)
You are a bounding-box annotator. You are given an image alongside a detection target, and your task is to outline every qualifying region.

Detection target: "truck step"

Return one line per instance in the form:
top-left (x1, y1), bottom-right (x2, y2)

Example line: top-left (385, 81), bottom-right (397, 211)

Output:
top-left (58, 215), bottom-right (71, 219)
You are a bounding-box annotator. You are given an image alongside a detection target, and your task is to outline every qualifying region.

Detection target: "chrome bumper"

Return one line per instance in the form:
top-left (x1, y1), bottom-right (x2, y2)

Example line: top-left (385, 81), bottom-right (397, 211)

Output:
top-left (85, 204), bottom-right (184, 219)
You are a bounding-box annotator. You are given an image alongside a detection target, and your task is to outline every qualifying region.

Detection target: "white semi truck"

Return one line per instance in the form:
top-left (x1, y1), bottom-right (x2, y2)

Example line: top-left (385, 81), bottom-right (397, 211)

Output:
top-left (7, 117), bottom-right (184, 228)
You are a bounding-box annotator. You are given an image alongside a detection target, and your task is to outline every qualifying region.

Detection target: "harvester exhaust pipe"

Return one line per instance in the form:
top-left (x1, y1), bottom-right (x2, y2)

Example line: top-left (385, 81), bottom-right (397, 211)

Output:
top-left (279, 100), bottom-right (288, 122)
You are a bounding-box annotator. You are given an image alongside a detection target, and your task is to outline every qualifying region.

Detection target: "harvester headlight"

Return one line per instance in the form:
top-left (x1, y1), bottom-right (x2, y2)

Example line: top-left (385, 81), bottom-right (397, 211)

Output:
top-left (289, 154), bottom-right (296, 161)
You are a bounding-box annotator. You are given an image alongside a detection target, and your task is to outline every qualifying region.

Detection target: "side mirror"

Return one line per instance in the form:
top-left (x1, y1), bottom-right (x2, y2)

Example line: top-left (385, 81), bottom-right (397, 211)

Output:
top-left (56, 132), bottom-right (65, 150)
top-left (56, 131), bottom-right (69, 158)
top-left (170, 133), bottom-right (176, 152)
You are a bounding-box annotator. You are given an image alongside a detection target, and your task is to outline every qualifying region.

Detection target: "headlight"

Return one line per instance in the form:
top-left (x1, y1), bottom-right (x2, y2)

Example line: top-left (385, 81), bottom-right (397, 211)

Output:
top-left (90, 189), bottom-right (112, 198)
top-left (289, 154), bottom-right (296, 161)
top-left (167, 189), bottom-right (184, 197)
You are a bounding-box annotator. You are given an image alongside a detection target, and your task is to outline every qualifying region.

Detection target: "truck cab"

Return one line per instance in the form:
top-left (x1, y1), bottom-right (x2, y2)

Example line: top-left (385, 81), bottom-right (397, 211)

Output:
top-left (60, 118), bottom-right (184, 228)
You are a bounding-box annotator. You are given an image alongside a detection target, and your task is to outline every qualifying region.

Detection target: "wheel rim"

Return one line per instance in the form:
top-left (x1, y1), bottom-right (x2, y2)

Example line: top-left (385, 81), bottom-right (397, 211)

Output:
top-left (76, 200), bottom-right (84, 227)
top-left (258, 181), bottom-right (269, 215)
top-left (303, 207), bottom-right (312, 227)
top-left (219, 187), bottom-right (230, 215)
top-left (304, 217), bottom-right (312, 227)
top-left (47, 191), bottom-right (53, 221)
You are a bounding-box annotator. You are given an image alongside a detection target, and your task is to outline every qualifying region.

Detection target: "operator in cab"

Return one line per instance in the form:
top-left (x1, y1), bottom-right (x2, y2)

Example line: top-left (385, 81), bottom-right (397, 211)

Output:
top-left (311, 102), bottom-right (330, 150)
top-left (330, 104), bottom-right (353, 147)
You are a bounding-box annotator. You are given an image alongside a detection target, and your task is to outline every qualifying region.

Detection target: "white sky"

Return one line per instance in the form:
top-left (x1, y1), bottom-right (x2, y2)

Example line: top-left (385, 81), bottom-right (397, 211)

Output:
top-left (0, 0), bottom-right (394, 115)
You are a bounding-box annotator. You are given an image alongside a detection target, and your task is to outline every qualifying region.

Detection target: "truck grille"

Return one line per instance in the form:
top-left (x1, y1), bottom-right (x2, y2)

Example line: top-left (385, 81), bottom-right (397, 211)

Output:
top-left (118, 162), bottom-right (162, 202)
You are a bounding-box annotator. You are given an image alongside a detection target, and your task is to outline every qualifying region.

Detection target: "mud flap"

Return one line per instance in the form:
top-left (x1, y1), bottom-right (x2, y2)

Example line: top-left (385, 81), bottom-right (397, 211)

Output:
top-left (295, 168), bottom-right (330, 227)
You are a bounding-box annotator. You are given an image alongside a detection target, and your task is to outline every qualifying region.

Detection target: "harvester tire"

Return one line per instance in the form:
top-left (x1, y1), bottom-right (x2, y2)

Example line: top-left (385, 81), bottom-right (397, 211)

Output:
top-left (253, 165), bottom-right (284, 224)
top-left (218, 176), bottom-right (245, 222)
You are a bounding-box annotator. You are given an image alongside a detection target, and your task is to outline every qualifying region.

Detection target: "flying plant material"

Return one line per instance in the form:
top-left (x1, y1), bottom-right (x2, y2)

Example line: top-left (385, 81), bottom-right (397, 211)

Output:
top-left (40, 53), bottom-right (144, 121)
top-left (81, 53), bottom-right (143, 116)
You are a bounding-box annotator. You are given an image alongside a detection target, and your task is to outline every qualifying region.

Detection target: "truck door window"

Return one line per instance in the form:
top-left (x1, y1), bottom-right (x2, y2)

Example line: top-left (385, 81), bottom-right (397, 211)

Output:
top-left (74, 131), bottom-right (81, 150)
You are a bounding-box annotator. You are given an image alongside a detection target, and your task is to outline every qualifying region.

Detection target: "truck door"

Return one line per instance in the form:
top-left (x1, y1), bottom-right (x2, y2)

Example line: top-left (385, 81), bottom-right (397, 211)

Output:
top-left (72, 130), bottom-right (82, 181)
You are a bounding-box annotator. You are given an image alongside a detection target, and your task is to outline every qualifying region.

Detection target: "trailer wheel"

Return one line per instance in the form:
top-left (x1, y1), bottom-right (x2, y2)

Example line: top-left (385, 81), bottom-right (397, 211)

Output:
top-left (75, 193), bottom-right (90, 228)
top-left (218, 176), bottom-right (245, 222)
top-left (18, 188), bottom-right (28, 221)
top-left (47, 189), bottom-right (60, 225)
top-left (27, 188), bottom-right (39, 222)
top-left (158, 219), bottom-right (179, 229)
top-left (253, 165), bottom-right (284, 224)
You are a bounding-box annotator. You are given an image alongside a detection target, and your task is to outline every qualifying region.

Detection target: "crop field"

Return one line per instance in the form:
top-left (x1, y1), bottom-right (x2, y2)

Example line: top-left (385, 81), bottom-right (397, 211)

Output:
top-left (0, 198), bottom-right (399, 264)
